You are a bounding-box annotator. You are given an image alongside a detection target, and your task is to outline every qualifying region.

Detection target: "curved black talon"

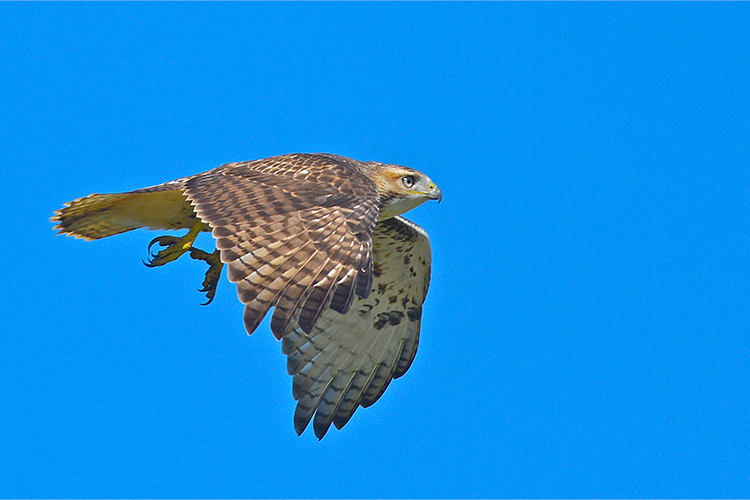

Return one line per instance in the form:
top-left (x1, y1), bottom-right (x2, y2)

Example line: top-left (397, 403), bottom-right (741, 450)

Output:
top-left (197, 264), bottom-right (220, 305)
top-left (144, 235), bottom-right (181, 267)
top-left (198, 281), bottom-right (219, 306)
top-left (147, 236), bottom-right (161, 254)
top-left (190, 247), bottom-right (223, 305)
top-left (141, 230), bottom-right (222, 304)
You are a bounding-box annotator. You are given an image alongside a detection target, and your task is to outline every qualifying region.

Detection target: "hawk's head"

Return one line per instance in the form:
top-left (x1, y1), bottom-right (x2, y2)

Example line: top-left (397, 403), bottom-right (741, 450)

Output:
top-left (367, 162), bottom-right (442, 220)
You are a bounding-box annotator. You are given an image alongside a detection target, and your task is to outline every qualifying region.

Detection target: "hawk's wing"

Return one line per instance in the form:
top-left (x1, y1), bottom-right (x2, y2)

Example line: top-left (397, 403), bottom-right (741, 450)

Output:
top-left (184, 154), bottom-right (380, 338)
top-left (281, 216), bottom-right (432, 439)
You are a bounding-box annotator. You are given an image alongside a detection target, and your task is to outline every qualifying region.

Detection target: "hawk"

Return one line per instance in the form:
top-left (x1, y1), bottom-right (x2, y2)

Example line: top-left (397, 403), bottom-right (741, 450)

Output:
top-left (52, 153), bottom-right (441, 439)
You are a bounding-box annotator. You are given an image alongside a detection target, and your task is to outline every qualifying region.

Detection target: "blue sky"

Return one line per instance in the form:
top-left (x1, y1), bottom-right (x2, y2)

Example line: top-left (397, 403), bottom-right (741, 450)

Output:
top-left (2, 2), bottom-right (749, 498)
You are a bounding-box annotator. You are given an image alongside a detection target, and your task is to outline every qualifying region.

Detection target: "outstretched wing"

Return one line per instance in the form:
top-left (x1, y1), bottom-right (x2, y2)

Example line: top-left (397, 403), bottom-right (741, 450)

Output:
top-left (281, 216), bottom-right (432, 439)
top-left (184, 153), bottom-right (380, 338)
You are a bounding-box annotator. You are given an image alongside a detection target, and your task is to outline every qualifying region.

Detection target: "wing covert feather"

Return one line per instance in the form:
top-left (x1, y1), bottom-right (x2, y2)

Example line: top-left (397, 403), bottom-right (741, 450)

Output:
top-left (183, 154), bottom-right (380, 338)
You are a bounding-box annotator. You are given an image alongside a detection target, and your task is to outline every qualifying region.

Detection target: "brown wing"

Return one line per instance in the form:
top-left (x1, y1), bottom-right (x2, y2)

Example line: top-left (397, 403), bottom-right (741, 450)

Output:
top-left (282, 216), bottom-right (432, 439)
top-left (183, 153), bottom-right (380, 338)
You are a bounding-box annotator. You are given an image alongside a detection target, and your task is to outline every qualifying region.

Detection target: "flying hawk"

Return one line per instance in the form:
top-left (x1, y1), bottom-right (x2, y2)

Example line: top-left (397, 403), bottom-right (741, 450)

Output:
top-left (52, 153), bottom-right (441, 439)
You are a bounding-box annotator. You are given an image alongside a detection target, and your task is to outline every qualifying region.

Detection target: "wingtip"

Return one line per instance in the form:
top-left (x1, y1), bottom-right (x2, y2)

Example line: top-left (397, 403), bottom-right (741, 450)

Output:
top-left (313, 420), bottom-right (332, 440)
top-left (294, 412), bottom-right (313, 437)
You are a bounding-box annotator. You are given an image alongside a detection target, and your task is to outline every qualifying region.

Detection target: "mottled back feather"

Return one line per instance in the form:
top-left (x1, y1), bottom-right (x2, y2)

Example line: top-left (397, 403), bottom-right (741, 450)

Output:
top-left (183, 154), bottom-right (380, 338)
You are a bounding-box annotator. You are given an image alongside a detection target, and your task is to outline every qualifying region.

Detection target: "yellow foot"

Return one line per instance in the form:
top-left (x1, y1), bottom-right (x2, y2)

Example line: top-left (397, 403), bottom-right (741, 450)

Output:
top-left (190, 248), bottom-right (224, 305)
top-left (144, 236), bottom-right (188, 267)
top-left (141, 221), bottom-right (220, 304)
top-left (143, 221), bottom-right (203, 268)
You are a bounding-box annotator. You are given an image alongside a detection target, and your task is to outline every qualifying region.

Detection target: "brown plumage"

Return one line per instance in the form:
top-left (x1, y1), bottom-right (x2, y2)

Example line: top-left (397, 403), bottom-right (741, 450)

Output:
top-left (52, 153), bottom-right (441, 438)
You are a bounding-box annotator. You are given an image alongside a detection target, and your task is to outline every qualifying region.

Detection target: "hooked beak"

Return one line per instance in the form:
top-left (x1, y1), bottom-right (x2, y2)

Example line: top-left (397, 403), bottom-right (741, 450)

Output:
top-left (428, 183), bottom-right (442, 203)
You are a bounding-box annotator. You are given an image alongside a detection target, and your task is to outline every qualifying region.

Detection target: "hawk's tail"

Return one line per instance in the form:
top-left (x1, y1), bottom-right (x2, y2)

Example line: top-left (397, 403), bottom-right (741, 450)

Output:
top-left (51, 189), bottom-right (197, 240)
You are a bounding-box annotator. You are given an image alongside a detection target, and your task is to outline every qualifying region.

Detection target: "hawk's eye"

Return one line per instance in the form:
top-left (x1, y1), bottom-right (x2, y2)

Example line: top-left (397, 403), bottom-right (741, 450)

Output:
top-left (402, 176), bottom-right (415, 189)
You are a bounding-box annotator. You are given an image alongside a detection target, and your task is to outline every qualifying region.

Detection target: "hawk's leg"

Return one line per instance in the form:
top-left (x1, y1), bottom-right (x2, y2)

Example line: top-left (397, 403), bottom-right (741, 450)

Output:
top-left (189, 248), bottom-right (224, 305)
top-left (144, 220), bottom-right (204, 268)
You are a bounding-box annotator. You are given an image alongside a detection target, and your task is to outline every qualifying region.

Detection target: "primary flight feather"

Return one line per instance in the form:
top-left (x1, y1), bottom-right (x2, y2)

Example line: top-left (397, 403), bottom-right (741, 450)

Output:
top-left (52, 153), bottom-right (441, 439)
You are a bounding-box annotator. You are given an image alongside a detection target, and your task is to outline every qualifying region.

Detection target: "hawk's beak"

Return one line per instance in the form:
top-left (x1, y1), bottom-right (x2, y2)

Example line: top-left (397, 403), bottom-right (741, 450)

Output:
top-left (429, 184), bottom-right (442, 203)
